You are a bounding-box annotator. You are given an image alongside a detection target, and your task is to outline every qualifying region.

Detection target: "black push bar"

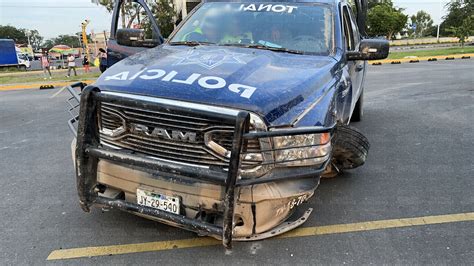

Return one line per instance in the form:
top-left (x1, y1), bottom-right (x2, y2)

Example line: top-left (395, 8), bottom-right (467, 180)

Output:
top-left (75, 86), bottom-right (250, 248)
top-left (71, 85), bottom-right (334, 249)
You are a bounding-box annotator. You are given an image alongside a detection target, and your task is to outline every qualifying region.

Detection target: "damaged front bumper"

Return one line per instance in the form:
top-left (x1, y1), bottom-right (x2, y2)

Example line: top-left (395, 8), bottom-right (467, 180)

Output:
top-left (67, 83), bottom-right (334, 249)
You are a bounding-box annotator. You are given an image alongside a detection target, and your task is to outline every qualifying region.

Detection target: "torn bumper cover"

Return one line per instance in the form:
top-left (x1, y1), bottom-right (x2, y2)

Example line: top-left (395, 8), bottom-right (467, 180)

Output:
top-left (68, 83), bottom-right (334, 248)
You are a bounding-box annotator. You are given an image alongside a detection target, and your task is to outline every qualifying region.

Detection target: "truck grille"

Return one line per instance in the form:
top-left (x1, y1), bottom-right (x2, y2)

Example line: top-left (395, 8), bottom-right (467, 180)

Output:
top-left (98, 102), bottom-right (262, 168)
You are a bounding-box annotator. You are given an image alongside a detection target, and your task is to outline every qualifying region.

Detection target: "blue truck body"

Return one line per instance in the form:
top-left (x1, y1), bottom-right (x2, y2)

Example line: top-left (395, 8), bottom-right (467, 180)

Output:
top-left (98, 0), bottom-right (362, 128)
top-left (97, 45), bottom-right (341, 127)
top-left (0, 39), bottom-right (19, 66)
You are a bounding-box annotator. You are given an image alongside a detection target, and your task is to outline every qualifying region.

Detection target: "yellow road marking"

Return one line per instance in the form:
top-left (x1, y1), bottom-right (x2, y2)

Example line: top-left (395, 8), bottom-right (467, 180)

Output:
top-left (371, 53), bottom-right (474, 64)
top-left (47, 211), bottom-right (474, 260)
top-left (0, 80), bottom-right (95, 91)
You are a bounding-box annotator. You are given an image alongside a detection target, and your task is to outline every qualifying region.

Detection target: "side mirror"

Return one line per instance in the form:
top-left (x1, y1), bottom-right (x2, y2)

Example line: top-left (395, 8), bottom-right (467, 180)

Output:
top-left (347, 39), bottom-right (390, 61)
top-left (116, 28), bottom-right (158, 48)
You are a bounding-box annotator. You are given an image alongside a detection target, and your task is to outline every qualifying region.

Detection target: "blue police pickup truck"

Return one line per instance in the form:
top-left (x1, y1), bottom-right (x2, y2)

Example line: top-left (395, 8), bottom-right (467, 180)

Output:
top-left (67, 0), bottom-right (388, 248)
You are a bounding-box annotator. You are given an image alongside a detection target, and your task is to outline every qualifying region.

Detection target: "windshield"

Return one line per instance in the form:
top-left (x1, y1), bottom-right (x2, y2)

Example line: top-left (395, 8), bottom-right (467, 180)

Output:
top-left (170, 2), bottom-right (334, 55)
top-left (18, 54), bottom-right (28, 60)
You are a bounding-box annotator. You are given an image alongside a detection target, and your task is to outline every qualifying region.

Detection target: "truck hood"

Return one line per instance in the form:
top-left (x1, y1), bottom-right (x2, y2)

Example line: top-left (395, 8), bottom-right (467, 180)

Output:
top-left (96, 45), bottom-right (338, 126)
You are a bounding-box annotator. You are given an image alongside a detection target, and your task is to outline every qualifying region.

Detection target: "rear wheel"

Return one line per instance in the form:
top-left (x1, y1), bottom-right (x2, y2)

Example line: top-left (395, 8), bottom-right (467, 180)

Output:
top-left (351, 90), bottom-right (364, 122)
top-left (332, 125), bottom-right (370, 170)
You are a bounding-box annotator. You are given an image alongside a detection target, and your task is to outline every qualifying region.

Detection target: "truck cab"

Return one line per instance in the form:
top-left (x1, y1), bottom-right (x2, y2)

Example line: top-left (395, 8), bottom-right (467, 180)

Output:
top-left (16, 48), bottom-right (31, 69)
top-left (68, 0), bottom-right (388, 248)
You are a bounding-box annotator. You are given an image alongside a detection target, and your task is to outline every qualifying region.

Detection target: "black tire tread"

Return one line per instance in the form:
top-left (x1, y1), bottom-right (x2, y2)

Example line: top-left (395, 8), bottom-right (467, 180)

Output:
top-left (332, 125), bottom-right (370, 169)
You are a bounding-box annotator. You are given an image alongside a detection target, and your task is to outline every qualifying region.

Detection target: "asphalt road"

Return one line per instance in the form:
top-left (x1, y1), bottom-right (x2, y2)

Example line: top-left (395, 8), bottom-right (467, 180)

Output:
top-left (0, 60), bottom-right (473, 264)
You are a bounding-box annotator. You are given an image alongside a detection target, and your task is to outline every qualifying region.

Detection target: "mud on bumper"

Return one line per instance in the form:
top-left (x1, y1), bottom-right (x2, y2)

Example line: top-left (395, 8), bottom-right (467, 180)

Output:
top-left (67, 83), bottom-right (334, 248)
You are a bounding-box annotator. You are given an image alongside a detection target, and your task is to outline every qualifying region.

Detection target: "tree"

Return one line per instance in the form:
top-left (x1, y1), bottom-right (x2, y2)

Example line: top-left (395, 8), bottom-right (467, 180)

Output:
top-left (43, 39), bottom-right (55, 49)
top-left (367, 3), bottom-right (408, 39)
top-left (0, 25), bottom-right (28, 44)
top-left (410, 11), bottom-right (434, 37)
top-left (447, 15), bottom-right (473, 47)
top-left (94, 0), bottom-right (145, 28)
top-left (94, 0), bottom-right (114, 12)
top-left (150, 0), bottom-right (177, 37)
top-left (368, 0), bottom-right (393, 9)
top-left (0, 25), bottom-right (45, 49)
top-left (442, 1), bottom-right (473, 28)
top-left (440, 0), bottom-right (474, 43)
top-left (27, 30), bottom-right (44, 50)
top-left (48, 35), bottom-right (81, 48)
top-left (43, 32), bottom-right (94, 49)
top-left (94, 0), bottom-right (177, 38)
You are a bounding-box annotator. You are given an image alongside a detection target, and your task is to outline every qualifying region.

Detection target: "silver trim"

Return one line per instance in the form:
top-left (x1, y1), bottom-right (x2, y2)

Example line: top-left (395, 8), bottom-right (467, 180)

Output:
top-left (99, 108), bottom-right (127, 137)
top-left (100, 141), bottom-right (209, 169)
top-left (102, 91), bottom-right (240, 117)
top-left (99, 91), bottom-right (273, 178)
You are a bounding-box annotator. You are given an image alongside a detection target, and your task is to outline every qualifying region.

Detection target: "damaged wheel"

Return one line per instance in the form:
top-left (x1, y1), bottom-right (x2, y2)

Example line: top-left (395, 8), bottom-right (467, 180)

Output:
top-left (332, 125), bottom-right (370, 170)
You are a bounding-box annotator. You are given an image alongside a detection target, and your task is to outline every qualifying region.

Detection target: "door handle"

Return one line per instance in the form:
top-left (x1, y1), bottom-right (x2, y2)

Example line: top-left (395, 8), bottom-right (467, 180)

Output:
top-left (355, 64), bottom-right (364, 72)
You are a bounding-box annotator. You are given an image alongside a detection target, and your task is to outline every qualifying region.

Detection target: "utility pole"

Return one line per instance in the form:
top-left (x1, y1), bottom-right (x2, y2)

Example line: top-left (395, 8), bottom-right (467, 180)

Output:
top-left (77, 32), bottom-right (83, 49)
top-left (25, 30), bottom-right (31, 47)
top-left (91, 29), bottom-right (98, 56)
top-left (437, 0), bottom-right (442, 43)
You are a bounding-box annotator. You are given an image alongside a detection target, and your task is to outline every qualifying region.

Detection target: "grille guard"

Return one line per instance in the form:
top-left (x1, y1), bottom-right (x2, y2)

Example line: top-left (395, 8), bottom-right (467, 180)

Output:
top-left (67, 83), bottom-right (334, 249)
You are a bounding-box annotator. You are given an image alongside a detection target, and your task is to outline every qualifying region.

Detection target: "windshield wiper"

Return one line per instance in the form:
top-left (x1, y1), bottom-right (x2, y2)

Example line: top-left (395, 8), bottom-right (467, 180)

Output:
top-left (222, 43), bottom-right (304, 55)
top-left (250, 44), bottom-right (305, 55)
top-left (169, 41), bottom-right (216, 46)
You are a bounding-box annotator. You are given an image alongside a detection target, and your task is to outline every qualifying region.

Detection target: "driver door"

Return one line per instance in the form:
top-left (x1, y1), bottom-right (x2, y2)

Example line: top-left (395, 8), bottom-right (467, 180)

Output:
top-left (342, 5), bottom-right (364, 115)
top-left (107, 0), bottom-right (163, 67)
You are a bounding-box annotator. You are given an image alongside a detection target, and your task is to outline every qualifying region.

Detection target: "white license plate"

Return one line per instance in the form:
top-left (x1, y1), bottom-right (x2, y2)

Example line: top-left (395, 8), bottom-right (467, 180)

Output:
top-left (136, 189), bottom-right (180, 214)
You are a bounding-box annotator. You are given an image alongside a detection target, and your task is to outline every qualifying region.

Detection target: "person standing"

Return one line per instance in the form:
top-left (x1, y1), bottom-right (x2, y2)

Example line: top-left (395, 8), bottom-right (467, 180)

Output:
top-left (41, 52), bottom-right (52, 79)
top-left (82, 56), bottom-right (90, 73)
top-left (98, 48), bottom-right (107, 73)
top-left (67, 54), bottom-right (77, 77)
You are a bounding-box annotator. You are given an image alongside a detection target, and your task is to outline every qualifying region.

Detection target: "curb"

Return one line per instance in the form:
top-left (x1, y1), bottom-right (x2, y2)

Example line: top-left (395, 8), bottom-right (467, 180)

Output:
top-left (0, 79), bottom-right (96, 91)
top-left (371, 53), bottom-right (474, 65)
top-left (0, 67), bottom-right (99, 77)
top-left (39, 85), bottom-right (56, 90)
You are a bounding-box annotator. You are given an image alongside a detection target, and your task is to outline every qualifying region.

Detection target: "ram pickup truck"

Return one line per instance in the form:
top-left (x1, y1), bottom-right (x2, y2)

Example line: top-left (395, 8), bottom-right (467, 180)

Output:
top-left (67, 0), bottom-right (388, 248)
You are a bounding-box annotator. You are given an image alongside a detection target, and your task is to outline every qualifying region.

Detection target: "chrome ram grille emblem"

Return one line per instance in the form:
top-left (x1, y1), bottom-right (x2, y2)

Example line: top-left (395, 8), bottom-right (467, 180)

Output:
top-left (129, 123), bottom-right (197, 143)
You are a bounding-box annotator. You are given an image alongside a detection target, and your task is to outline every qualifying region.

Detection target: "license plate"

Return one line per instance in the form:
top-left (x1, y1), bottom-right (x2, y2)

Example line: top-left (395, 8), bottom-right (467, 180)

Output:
top-left (136, 189), bottom-right (180, 214)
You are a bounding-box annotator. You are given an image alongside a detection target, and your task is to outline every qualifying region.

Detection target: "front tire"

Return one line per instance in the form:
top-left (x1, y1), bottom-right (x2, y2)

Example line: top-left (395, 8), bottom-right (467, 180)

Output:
top-left (332, 125), bottom-right (370, 170)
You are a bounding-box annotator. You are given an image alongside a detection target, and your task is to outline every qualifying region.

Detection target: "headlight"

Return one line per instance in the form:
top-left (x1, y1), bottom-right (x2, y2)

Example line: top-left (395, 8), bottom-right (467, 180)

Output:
top-left (273, 132), bottom-right (331, 167)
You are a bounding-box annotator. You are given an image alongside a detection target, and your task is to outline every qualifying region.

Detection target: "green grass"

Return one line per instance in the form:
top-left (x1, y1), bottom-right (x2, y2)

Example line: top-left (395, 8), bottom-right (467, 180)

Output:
top-left (388, 46), bottom-right (474, 59)
top-left (0, 66), bottom-right (24, 73)
top-left (0, 71), bottom-right (101, 85)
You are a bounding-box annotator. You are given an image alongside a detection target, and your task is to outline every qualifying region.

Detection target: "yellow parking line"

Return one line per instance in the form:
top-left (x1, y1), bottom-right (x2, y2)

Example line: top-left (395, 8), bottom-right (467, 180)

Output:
top-left (47, 211), bottom-right (474, 261)
top-left (0, 80), bottom-right (95, 91)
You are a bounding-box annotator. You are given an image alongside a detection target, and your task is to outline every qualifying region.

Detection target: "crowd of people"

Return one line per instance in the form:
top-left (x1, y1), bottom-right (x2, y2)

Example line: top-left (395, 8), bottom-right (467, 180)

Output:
top-left (40, 48), bottom-right (108, 80)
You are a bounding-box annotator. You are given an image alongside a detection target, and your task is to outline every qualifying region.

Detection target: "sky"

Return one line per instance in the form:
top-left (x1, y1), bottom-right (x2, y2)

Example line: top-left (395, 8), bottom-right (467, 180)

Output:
top-left (0, 0), bottom-right (450, 40)
top-left (393, 0), bottom-right (449, 24)
top-left (0, 0), bottom-right (112, 39)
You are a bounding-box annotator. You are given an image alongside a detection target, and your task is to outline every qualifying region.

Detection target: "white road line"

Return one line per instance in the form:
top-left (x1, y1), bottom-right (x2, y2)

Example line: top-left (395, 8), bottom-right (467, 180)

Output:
top-left (49, 86), bottom-right (67, 99)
